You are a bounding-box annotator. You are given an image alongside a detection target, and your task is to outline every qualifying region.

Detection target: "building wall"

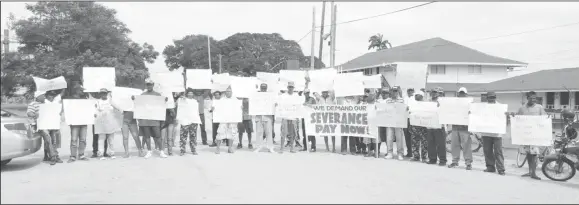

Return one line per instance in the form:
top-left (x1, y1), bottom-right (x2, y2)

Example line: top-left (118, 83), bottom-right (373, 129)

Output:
top-left (427, 65), bottom-right (509, 84)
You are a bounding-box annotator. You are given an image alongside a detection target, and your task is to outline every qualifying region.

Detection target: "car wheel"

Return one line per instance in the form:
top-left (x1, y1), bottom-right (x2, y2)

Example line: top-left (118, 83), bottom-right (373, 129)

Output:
top-left (1, 159), bottom-right (12, 166)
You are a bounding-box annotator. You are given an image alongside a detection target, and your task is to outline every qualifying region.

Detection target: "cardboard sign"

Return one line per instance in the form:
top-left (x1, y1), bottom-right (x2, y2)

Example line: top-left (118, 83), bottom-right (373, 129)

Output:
top-left (511, 115), bottom-right (552, 146)
top-left (37, 103), bottom-right (62, 130)
top-left (468, 103), bottom-right (508, 134)
top-left (371, 102), bottom-right (408, 128)
top-left (133, 95), bottom-right (166, 121)
top-left (438, 97), bottom-right (474, 125)
top-left (33, 76), bottom-right (67, 93)
top-left (308, 68), bottom-right (337, 93)
top-left (279, 70), bottom-right (306, 91)
top-left (152, 71), bottom-right (184, 92)
top-left (213, 99), bottom-right (242, 123)
top-left (231, 76), bottom-right (258, 98)
top-left (186, 69), bottom-right (212, 89)
top-left (249, 92), bottom-right (277, 115)
top-left (111, 87), bottom-right (143, 111)
top-left (333, 72), bottom-right (364, 97)
top-left (63, 99), bottom-right (96, 125)
top-left (304, 105), bottom-right (372, 138)
top-left (176, 98), bottom-right (201, 125)
top-left (83, 67), bottom-right (116, 92)
top-left (256, 72), bottom-right (281, 93)
top-left (363, 74), bottom-right (382, 89)
top-left (395, 62), bottom-right (428, 92)
top-left (409, 101), bottom-right (440, 128)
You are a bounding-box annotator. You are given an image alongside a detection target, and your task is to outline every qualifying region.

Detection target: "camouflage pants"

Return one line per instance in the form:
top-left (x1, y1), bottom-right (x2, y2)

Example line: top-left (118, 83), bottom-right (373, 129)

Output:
top-left (180, 124), bottom-right (198, 153)
top-left (410, 125), bottom-right (428, 160)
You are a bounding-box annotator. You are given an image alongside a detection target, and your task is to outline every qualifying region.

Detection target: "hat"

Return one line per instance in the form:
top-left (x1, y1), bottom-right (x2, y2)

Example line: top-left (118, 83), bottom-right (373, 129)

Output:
top-left (486, 91), bottom-right (497, 98)
top-left (407, 88), bottom-right (415, 92)
top-left (304, 88), bottom-right (310, 93)
top-left (381, 88), bottom-right (390, 93)
top-left (458, 87), bottom-right (468, 94)
top-left (432, 87), bottom-right (444, 93)
top-left (99, 88), bottom-right (109, 93)
top-left (415, 90), bottom-right (425, 97)
top-left (391, 86), bottom-right (400, 91)
top-left (287, 81), bottom-right (295, 87)
top-left (34, 91), bottom-right (45, 98)
top-left (145, 78), bottom-right (154, 85)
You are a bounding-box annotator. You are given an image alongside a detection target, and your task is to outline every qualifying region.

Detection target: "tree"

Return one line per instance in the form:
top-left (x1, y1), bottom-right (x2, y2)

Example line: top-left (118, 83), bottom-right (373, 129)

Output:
top-left (6, 1), bottom-right (159, 96)
top-left (163, 33), bottom-right (326, 75)
top-left (368, 33), bottom-right (392, 51)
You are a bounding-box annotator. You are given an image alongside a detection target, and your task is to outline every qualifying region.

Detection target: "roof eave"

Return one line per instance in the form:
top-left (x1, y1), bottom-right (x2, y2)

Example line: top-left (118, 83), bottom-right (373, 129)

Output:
top-left (340, 61), bottom-right (528, 72)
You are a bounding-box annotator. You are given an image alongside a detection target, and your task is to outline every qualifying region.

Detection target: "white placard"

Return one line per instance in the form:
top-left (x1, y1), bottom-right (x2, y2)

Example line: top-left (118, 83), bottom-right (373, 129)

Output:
top-left (186, 69), bottom-right (212, 89)
top-left (333, 72), bottom-right (364, 97)
top-left (231, 76), bottom-right (258, 98)
top-left (37, 103), bottom-right (62, 130)
top-left (111, 87), bottom-right (143, 111)
top-left (308, 68), bottom-right (337, 93)
top-left (33, 76), bottom-right (68, 93)
top-left (83, 67), bottom-right (116, 92)
top-left (363, 74), bottom-right (382, 89)
top-left (468, 103), bottom-right (508, 134)
top-left (395, 62), bottom-right (428, 92)
top-left (213, 99), bottom-right (242, 123)
top-left (279, 70), bottom-right (306, 91)
top-left (371, 103), bottom-right (408, 128)
top-left (511, 115), bottom-right (552, 146)
top-left (438, 97), bottom-right (474, 125)
top-left (152, 71), bottom-right (184, 92)
top-left (409, 101), bottom-right (440, 128)
top-left (176, 98), bottom-right (201, 125)
top-left (133, 95), bottom-right (166, 121)
top-left (212, 73), bottom-right (231, 86)
top-left (256, 72), bottom-right (280, 93)
top-left (63, 99), bottom-right (97, 125)
top-left (249, 92), bottom-right (277, 115)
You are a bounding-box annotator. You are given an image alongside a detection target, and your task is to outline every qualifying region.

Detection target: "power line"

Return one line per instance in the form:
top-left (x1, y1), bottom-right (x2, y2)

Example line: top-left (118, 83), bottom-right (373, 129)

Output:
top-left (464, 21), bottom-right (579, 43)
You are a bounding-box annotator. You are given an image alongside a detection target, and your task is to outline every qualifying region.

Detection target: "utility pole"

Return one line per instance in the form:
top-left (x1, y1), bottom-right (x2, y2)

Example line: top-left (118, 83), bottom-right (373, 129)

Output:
top-left (329, 2), bottom-right (337, 68)
top-left (318, 1), bottom-right (326, 64)
top-left (310, 7), bottom-right (316, 70)
top-left (3, 29), bottom-right (9, 55)
top-left (218, 54), bottom-right (223, 74)
top-left (207, 36), bottom-right (212, 71)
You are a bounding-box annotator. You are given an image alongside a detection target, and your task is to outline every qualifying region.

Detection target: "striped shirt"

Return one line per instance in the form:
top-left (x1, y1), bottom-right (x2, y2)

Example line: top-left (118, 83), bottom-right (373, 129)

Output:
top-left (27, 101), bottom-right (41, 125)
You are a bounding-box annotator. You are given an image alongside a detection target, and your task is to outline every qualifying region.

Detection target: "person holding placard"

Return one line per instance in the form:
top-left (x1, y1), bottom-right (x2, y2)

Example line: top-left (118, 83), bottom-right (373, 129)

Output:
top-left (161, 91), bottom-right (179, 156)
top-left (426, 87), bottom-right (447, 166)
top-left (41, 90), bottom-right (64, 163)
top-left (403, 88), bottom-right (415, 157)
top-left (132, 79), bottom-right (169, 159)
top-left (301, 89), bottom-right (317, 152)
top-left (370, 88), bottom-right (391, 157)
top-left (362, 90), bottom-right (379, 157)
top-left (314, 90), bottom-right (337, 153)
top-left (448, 87), bottom-right (473, 170)
top-left (89, 92), bottom-right (108, 158)
top-left (254, 83), bottom-right (276, 153)
top-left (209, 91), bottom-right (222, 147)
top-left (339, 95), bottom-right (361, 155)
top-left (409, 91), bottom-right (429, 163)
top-left (27, 91), bottom-right (60, 165)
top-left (515, 91), bottom-right (547, 180)
top-left (63, 85), bottom-right (91, 163)
top-left (237, 98), bottom-right (254, 150)
top-left (278, 81), bottom-right (302, 154)
top-left (213, 86), bottom-right (239, 154)
top-left (178, 88), bottom-right (200, 156)
top-left (94, 88), bottom-right (122, 160)
top-left (478, 92), bottom-right (506, 176)
top-left (384, 86), bottom-right (406, 160)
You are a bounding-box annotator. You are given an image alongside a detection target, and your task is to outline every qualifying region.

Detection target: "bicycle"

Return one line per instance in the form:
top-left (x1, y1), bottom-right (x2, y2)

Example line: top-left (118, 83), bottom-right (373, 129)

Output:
top-left (445, 131), bottom-right (483, 153)
top-left (516, 143), bottom-right (555, 168)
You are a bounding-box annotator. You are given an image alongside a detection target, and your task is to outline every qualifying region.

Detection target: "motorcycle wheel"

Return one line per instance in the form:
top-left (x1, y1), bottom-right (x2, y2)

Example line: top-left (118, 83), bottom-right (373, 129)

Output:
top-left (516, 147), bottom-right (527, 168)
top-left (542, 157), bottom-right (576, 182)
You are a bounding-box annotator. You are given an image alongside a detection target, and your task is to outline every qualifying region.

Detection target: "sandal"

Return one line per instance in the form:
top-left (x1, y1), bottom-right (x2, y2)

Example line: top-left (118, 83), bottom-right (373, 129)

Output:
top-left (67, 157), bottom-right (76, 163)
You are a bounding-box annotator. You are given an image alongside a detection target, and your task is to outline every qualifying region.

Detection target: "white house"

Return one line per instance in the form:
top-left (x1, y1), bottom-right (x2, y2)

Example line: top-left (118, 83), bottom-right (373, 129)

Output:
top-left (337, 37), bottom-right (527, 96)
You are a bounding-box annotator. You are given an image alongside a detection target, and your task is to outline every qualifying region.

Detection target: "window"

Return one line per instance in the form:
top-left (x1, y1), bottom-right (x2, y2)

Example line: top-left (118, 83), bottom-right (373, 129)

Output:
top-left (468, 65), bottom-right (482, 74)
top-left (560, 92), bottom-right (570, 105)
top-left (363, 68), bottom-right (372, 75)
top-left (429, 65), bottom-right (446, 75)
top-left (546, 92), bottom-right (555, 107)
top-left (575, 92), bottom-right (579, 109)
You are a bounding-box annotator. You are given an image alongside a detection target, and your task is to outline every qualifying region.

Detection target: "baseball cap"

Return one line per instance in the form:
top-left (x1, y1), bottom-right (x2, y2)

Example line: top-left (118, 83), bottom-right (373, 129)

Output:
top-left (458, 87), bottom-right (468, 94)
top-left (145, 78), bottom-right (154, 85)
top-left (287, 81), bottom-right (295, 87)
top-left (391, 86), bottom-right (400, 91)
top-left (99, 88), bottom-right (109, 93)
top-left (415, 90), bottom-right (425, 97)
top-left (304, 88), bottom-right (310, 93)
top-left (486, 91), bottom-right (497, 98)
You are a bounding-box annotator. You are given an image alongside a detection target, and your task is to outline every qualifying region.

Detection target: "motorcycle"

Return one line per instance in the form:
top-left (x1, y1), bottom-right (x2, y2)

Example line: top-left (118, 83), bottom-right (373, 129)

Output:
top-left (541, 136), bottom-right (578, 182)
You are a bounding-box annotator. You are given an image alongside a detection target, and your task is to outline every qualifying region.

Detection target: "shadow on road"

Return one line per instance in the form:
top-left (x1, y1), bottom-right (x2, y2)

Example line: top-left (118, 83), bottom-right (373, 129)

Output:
top-left (1, 157), bottom-right (43, 172)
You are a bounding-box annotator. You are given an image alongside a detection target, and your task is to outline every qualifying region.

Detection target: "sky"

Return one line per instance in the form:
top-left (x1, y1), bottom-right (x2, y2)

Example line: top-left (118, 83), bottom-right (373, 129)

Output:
top-left (2, 2), bottom-right (579, 76)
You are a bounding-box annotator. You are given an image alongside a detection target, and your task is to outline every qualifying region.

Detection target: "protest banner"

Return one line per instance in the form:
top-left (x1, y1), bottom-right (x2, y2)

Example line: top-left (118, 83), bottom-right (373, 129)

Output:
top-left (63, 99), bottom-right (96, 125)
top-left (152, 71), bottom-right (184, 92)
top-left (438, 97), bottom-right (474, 125)
top-left (468, 103), bottom-right (508, 134)
top-left (279, 70), bottom-right (306, 91)
top-left (213, 99), bottom-right (242, 123)
top-left (176, 99), bottom-right (201, 124)
top-left (111, 87), bottom-right (142, 111)
top-left (37, 103), bottom-right (62, 130)
top-left (394, 62), bottom-right (428, 92)
top-left (304, 105), bottom-right (372, 138)
top-left (186, 69), bottom-right (212, 89)
top-left (333, 72), bottom-right (364, 97)
top-left (249, 92), bottom-right (277, 115)
top-left (409, 101), bottom-right (440, 128)
top-left (363, 74), bottom-right (382, 89)
top-left (133, 95), bottom-right (166, 121)
top-left (511, 115), bottom-right (552, 146)
top-left (83, 67), bottom-right (116, 92)
top-left (33, 76), bottom-right (67, 93)
top-left (371, 103), bottom-right (408, 128)
top-left (308, 68), bottom-right (337, 93)
top-left (231, 76), bottom-right (258, 98)
top-left (256, 72), bottom-right (281, 93)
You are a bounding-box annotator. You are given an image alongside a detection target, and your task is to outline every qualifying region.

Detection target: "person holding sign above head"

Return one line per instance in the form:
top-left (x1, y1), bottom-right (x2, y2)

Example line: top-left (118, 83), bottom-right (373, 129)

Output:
top-left (448, 87), bottom-right (473, 170)
top-left (42, 90), bottom-right (64, 164)
top-left (409, 91), bottom-right (429, 163)
top-left (403, 88), bottom-right (415, 157)
top-left (384, 86), bottom-right (406, 160)
top-left (27, 91), bottom-right (60, 165)
top-left (371, 88), bottom-right (391, 157)
top-left (426, 87), bottom-right (447, 166)
top-left (479, 92), bottom-right (506, 176)
top-left (132, 78), bottom-right (169, 159)
top-left (212, 86), bottom-right (239, 154)
top-left (178, 88), bottom-right (200, 156)
top-left (94, 88), bottom-right (122, 160)
top-left (515, 91), bottom-right (546, 180)
top-left (254, 83), bottom-right (276, 153)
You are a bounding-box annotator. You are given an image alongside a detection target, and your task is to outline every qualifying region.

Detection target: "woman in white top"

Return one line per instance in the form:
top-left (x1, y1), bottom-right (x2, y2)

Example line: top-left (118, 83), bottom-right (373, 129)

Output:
top-left (212, 86), bottom-right (240, 154)
top-left (94, 88), bottom-right (122, 160)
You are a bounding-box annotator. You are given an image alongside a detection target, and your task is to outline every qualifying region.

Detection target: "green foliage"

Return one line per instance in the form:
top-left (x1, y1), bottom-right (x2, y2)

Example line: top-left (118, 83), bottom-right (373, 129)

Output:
top-left (368, 33), bottom-right (392, 51)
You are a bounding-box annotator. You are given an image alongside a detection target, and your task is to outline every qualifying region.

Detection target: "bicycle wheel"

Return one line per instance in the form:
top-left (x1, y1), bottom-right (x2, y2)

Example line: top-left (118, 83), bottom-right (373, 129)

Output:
top-left (516, 147), bottom-right (527, 168)
top-left (471, 133), bottom-right (483, 153)
top-left (542, 157), bottom-right (576, 182)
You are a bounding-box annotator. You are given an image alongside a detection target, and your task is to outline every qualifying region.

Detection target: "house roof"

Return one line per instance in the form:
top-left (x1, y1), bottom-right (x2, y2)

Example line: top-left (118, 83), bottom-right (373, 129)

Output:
top-left (338, 37), bottom-right (527, 71)
top-left (469, 67), bottom-right (579, 93)
top-left (426, 83), bottom-right (487, 93)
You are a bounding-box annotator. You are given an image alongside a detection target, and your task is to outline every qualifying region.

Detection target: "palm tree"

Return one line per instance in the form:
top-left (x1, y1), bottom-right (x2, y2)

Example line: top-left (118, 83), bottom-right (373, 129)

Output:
top-left (367, 34), bottom-right (392, 51)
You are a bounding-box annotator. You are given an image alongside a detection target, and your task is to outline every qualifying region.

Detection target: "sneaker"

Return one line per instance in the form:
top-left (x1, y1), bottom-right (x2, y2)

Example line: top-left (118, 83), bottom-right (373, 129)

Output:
top-left (179, 151), bottom-right (186, 156)
top-left (248, 144), bottom-right (254, 149)
top-left (159, 151), bottom-right (168, 158)
top-left (448, 163), bottom-right (459, 168)
top-left (466, 164), bottom-right (472, 170)
top-left (398, 155), bottom-right (404, 160)
top-left (237, 143), bottom-right (242, 149)
top-left (67, 157), bottom-right (76, 163)
top-left (310, 148), bottom-right (316, 152)
top-left (90, 153), bottom-right (99, 158)
top-left (55, 156), bottom-right (64, 163)
top-left (269, 148), bottom-right (275, 153)
top-left (427, 161), bottom-right (437, 165)
top-left (498, 171), bottom-right (506, 176)
top-left (385, 155), bottom-right (393, 159)
top-left (438, 162), bottom-right (446, 166)
top-left (78, 155), bottom-right (89, 161)
top-left (110, 156), bottom-right (117, 160)
top-left (144, 151), bottom-right (152, 159)
top-left (483, 168), bottom-right (496, 173)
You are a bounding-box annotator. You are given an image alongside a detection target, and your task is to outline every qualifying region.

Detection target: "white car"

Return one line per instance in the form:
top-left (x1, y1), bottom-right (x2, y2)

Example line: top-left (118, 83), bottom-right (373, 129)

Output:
top-left (1, 105), bottom-right (42, 166)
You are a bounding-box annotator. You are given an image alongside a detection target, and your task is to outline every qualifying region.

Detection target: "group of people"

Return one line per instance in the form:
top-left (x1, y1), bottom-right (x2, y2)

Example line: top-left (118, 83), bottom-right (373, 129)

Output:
top-left (27, 73), bottom-right (578, 182)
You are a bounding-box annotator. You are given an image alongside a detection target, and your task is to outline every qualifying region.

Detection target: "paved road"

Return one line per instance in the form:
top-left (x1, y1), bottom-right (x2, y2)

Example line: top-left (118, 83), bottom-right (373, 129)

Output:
top-left (2, 131), bottom-right (578, 204)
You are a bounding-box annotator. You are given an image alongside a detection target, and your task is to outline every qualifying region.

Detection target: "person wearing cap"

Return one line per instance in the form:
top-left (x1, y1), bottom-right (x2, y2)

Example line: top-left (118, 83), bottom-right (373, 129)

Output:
top-left (403, 88), bottom-right (416, 157)
top-left (409, 90), bottom-right (429, 162)
top-left (88, 92), bottom-right (108, 158)
top-left (514, 91), bottom-right (546, 180)
top-left (254, 83), bottom-right (276, 153)
top-left (425, 87), bottom-right (447, 166)
top-left (41, 90), bottom-right (64, 163)
top-left (94, 88), bottom-right (121, 160)
top-left (383, 86), bottom-right (406, 160)
top-left (447, 87), bottom-right (473, 170)
top-left (213, 86), bottom-right (241, 154)
top-left (132, 79), bottom-right (169, 158)
top-left (28, 91), bottom-right (60, 165)
top-left (63, 83), bottom-right (92, 162)
top-left (314, 89), bottom-right (337, 153)
top-left (477, 91), bottom-right (506, 175)
top-left (301, 88), bottom-right (318, 152)
top-left (277, 81), bottom-right (303, 153)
